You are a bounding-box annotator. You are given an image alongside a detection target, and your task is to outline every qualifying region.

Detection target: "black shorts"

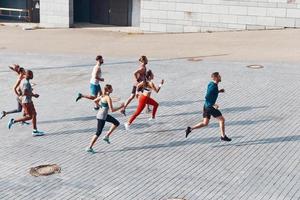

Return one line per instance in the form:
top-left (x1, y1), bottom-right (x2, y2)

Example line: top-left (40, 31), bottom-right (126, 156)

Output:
top-left (131, 85), bottom-right (143, 94)
top-left (203, 106), bottom-right (222, 119)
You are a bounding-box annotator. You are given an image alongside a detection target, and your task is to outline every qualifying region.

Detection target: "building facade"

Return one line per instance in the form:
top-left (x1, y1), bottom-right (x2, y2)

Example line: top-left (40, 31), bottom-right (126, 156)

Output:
top-left (1, 0), bottom-right (300, 32)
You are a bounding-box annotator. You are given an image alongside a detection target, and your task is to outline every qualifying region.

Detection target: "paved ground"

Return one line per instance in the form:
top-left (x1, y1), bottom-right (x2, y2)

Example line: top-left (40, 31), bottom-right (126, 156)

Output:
top-left (1, 26), bottom-right (300, 62)
top-left (0, 51), bottom-right (299, 200)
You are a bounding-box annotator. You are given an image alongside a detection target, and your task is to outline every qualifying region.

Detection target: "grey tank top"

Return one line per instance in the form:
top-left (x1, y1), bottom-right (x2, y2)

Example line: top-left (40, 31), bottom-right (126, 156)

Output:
top-left (96, 101), bottom-right (109, 120)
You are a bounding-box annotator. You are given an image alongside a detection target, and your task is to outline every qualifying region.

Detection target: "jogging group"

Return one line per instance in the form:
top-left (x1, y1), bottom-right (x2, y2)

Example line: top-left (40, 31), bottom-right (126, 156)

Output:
top-left (1, 55), bottom-right (231, 154)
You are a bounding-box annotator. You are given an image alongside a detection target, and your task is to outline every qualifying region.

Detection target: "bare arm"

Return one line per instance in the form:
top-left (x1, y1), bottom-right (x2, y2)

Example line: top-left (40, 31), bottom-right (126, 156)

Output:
top-left (133, 68), bottom-right (142, 82)
top-left (13, 77), bottom-right (22, 96)
top-left (107, 96), bottom-right (124, 112)
top-left (150, 79), bottom-right (164, 93)
top-left (23, 88), bottom-right (39, 98)
top-left (95, 67), bottom-right (104, 82)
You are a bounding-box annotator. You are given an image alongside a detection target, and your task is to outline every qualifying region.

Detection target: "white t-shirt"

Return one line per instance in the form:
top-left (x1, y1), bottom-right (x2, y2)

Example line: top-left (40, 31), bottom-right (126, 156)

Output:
top-left (90, 65), bottom-right (101, 85)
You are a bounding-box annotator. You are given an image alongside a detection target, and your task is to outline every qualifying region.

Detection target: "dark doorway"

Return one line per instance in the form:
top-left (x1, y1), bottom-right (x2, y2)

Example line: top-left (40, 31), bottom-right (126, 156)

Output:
top-left (30, 0), bottom-right (40, 23)
top-left (74, 0), bottom-right (131, 26)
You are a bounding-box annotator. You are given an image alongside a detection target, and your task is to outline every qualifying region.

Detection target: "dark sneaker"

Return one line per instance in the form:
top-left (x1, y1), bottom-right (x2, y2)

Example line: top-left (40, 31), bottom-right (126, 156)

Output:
top-left (185, 126), bottom-right (192, 138)
top-left (75, 93), bottom-right (82, 102)
top-left (86, 147), bottom-right (96, 154)
top-left (120, 109), bottom-right (126, 116)
top-left (93, 106), bottom-right (100, 111)
top-left (0, 111), bottom-right (6, 119)
top-left (221, 135), bottom-right (231, 142)
top-left (7, 118), bottom-right (14, 129)
top-left (103, 136), bottom-right (111, 144)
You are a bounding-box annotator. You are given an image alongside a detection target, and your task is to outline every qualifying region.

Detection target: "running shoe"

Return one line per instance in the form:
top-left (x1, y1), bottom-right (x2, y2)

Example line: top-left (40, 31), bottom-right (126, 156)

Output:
top-left (103, 136), bottom-right (111, 144)
top-left (32, 130), bottom-right (45, 136)
top-left (221, 135), bottom-right (232, 142)
top-left (145, 108), bottom-right (152, 114)
top-left (124, 123), bottom-right (130, 131)
top-left (93, 106), bottom-right (100, 111)
top-left (7, 118), bottom-right (14, 129)
top-left (75, 93), bottom-right (82, 102)
top-left (85, 147), bottom-right (96, 154)
top-left (185, 126), bottom-right (192, 138)
top-left (148, 117), bottom-right (156, 122)
top-left (0, 111), bottom-right (6, 119)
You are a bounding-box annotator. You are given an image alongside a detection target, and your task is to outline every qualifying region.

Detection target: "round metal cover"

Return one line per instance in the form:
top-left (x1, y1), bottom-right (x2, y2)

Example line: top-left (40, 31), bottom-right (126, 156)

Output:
top-left (29, 164), bottom-right (61, 177)
top-left (246, 64), bottom-right (264, 69)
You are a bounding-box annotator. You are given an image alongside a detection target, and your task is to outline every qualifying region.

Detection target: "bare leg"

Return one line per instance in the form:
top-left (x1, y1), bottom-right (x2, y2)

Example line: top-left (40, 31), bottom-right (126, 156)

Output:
top-left (32, 114), bottom-right (37, 130)
top-left (88, 135), bottom-right (99, 148)
top-left (216, 116), bottom-right (225, 137)
top-left (191, 118), bottom-right (210, 130)
top-left (106, 124), bottom-right (118, 137)
top-left (123, 94), bottom-right (135, 110)
top-left (14, 115), bottom-right (32, 124)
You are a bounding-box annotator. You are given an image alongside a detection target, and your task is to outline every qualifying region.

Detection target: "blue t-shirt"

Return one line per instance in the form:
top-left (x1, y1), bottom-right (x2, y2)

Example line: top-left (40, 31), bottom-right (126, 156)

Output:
top-left (204, 81), bottom-right (219, 108)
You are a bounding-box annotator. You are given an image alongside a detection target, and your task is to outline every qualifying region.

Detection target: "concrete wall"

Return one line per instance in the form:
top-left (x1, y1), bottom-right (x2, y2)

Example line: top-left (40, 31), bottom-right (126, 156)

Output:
top-left (132, 0), bottom-right (141, 26)
top-left (40, 0), bottom-right (73, 28)
top-left (140, 0), bottom-right (300, 32)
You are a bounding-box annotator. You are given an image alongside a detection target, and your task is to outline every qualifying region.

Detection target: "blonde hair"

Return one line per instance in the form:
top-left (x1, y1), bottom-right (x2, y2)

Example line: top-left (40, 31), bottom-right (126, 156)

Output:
top-left (103, 84), bottom-right (112, 96)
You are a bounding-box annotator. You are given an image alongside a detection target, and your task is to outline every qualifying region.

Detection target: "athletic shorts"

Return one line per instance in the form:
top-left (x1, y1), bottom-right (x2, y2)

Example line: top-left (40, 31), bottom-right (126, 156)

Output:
top-left (131, 85), bottom-right (144, 94)
top-left (90, 83), bottom-right (101, 97)
top-left (23, 102), bottom-right (36, 116)
top-left (203, 106), bottom-right (222, 119)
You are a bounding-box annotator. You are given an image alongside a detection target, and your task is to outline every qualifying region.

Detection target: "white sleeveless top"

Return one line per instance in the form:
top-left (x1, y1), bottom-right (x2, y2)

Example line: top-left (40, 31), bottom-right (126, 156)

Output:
top-left (90, 65), bottom-right (101, 85)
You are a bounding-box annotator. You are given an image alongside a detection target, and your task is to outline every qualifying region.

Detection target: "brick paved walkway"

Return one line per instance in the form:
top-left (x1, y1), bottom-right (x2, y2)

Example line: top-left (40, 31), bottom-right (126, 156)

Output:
top-left (0, 53), bottom-right (299, 200)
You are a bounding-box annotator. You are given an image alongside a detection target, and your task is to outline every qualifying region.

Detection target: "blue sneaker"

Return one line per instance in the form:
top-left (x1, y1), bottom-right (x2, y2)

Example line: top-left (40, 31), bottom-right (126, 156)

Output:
top-left (75, 93), bottom-right (82, 102)
top-left (32, 130), bottom-right (45, 137)
top-left (103, 136), bottom-right (111, 144)
top-left (7, 118), bottom-right (14, 129)
top-left (85, 147), bottom-right (96, 154)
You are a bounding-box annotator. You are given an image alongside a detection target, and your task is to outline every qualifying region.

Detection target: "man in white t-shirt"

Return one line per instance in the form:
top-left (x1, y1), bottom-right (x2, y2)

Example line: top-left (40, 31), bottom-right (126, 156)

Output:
top-left (76, 55), bottom-right (104, 110)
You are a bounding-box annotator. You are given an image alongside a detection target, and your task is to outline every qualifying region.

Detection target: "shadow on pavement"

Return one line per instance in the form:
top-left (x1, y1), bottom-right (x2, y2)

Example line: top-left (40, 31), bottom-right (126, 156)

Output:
top-left (212, 135), bottom-right (300, 148)
top-left (39, 116), bottom-right (95, 124)
top-left (103, 136), bottom-right (243, 153)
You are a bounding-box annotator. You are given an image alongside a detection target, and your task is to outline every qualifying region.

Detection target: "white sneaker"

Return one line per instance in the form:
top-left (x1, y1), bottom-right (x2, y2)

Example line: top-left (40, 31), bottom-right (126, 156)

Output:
top-left (148, 117), bottom-right (156, 122)
top-left (32, 130), bottom-right (45, 137)
top-left (124, 123), bottom-right (130, 131)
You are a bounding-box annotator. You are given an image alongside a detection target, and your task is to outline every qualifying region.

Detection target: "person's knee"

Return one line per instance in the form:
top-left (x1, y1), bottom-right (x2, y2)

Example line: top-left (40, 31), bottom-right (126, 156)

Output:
top-left (219, 116), bottom-right (225, 123)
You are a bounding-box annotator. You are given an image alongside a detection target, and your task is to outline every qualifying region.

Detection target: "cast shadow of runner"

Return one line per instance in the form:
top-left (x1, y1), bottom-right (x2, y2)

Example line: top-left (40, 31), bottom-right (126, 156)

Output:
top-left (45, 122), bottom-right (154, 136)
top-left (212, 135), bottom-right (300, 148)
top-left (103, 136), bottom-right (243, 153)
top-left (39, 116), bottom-right (95, 124)
top-left (159, 106), bottom-right (268, 118)
top-left (159, 100), bottom-right (203, 107)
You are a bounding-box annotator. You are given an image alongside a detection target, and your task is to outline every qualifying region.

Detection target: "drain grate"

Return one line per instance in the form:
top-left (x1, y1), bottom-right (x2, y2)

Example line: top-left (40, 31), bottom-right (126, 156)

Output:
top-left (246, 64), bottom-right (264, 69)
top-left (29, 164), bottom-right (61, 177)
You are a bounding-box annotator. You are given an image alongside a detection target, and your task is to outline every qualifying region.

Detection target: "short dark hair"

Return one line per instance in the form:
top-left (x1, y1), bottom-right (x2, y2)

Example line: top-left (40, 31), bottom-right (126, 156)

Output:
top-left (146, 70), bottom-right (153, 80)
top-left (211, 72), bottom-right (219, 78)
top-left (96, 55), bottom-right (103, 61)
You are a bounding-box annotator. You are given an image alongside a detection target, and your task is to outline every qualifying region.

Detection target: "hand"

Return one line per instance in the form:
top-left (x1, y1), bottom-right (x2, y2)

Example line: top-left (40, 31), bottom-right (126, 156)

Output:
top-left (219, 89), bottom-right (225, 93)
top-left (34, 94), bottom-right (39, 98)
top-left (160, 79), bottom-right (164, 85)
top-left (135, 93), bottom-right (139, 99)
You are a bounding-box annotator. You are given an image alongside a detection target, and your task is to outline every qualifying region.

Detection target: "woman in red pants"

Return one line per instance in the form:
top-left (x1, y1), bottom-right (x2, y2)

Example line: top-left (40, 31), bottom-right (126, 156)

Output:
top-left (124, 70), bottom-right (164, 130)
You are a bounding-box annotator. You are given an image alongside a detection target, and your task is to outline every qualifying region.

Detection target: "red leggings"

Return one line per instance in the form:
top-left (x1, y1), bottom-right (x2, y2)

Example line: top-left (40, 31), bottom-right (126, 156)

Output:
top-left (129, 95), bottom-right (158, 124)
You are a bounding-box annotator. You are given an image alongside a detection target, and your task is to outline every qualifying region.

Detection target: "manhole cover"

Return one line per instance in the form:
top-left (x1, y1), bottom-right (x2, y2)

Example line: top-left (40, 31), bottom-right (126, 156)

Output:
top-left (29, 164), bottom-right (61, 177)
top-left (187, 57), bottom-right (202, 62)
top-left (246, 64), bottom-right (264, 69)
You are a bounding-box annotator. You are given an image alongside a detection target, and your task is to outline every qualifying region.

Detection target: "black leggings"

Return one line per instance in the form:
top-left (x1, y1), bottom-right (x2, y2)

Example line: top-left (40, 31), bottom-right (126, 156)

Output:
top-left (96, 115), bottom-right (120, 136)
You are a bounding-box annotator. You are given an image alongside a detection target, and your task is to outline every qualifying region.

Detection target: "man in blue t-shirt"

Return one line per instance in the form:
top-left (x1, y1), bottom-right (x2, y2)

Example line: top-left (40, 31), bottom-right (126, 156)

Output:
top-left (185, 72), bottom-right (231, 141)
